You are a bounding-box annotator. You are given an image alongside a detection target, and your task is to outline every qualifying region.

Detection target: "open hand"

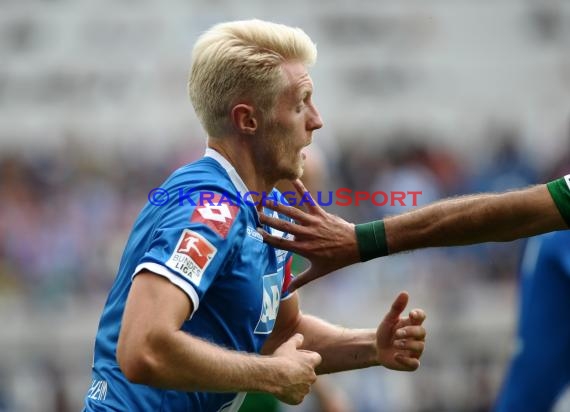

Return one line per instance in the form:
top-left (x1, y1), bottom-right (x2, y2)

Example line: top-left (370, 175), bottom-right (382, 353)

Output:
top-left (376, 292), bottom-right (426, 371)
top-left (259, 179), bottom-right (360, 291)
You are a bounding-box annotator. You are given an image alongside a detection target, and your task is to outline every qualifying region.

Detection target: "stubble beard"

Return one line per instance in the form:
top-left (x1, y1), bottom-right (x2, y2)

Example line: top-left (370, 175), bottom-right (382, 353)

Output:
top-left (259, 146), bottom-right (302, 184)
top-left (259, 119), bottom-right (303, 183)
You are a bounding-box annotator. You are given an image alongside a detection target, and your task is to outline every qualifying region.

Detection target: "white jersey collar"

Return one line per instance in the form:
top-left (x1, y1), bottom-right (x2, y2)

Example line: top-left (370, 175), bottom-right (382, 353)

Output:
top-left (204, 148), bottom-right (250, 195)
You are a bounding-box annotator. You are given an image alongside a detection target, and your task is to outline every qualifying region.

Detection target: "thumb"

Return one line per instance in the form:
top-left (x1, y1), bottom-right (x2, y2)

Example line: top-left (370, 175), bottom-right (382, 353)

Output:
top-left (288, 333), bottom-right (305, 348)
top-left (382, 291), bottom-right (409, 324)
top-left (289, 266), bottom-right (322, 292)
top-left (307, 350), bottom-right (323, 367)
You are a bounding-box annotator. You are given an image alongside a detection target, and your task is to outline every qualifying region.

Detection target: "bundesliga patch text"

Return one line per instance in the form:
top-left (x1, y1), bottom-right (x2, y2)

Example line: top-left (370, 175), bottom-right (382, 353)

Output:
top-left (166, 229), bottom-right (217, 286)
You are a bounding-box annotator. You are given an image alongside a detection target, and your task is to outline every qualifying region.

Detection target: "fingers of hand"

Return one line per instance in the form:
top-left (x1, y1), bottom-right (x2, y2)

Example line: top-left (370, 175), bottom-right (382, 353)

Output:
top-left (393, 308), bottom-right (427, 329)
top-left (393, 339), bottom-right (425, 356)
top-left (393, 354), bottom-right (421, 371)
top-left (384, 291), bottom-right (409, 323)
top-left (283, 353), bottom-right (319, 404)
top-left (292, 179), bottom-right (323, 214)
top-left (258, 229), bottom-right (298, 252)
top-left (259, 213), bottom-right (303, 234)
top-left (277, 337), bottom-right (321, 405)
top-left (306, 350), bottom-right (322, 367)
top-left (291, 333), bottom-right (304, 347)
top-left (392, 323), bottom-right (426, 365)
top-left (409, 309), bottom-right (426, 325)
top-left (289, 267), bottom-right (321, 292)
top-left (261, 199), bottom-right (311, 224)
top-left (292, 179), bottom-right (308, 196)
top-left (275, 333), bottom-right (304, 357)
top-left (279, 384), bottom-right (312, 405)
top-left (288, 276), bottom-right (303, 292)
top-left (287, 335), bottom-right (322, 367)
top-left (394, 325), bottom-right (426, 341)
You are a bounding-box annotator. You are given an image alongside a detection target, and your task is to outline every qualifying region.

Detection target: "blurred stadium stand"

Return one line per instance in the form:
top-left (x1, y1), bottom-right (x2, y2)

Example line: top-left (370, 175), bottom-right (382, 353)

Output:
top-left (1, 0), bottom-right (569, 411)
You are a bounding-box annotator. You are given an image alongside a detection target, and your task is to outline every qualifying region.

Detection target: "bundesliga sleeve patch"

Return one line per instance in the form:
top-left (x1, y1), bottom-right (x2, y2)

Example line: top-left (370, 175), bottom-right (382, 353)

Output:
top-left (166, 229), bottom-right (217, 286)
top-left (190, 194), bottom-right (240, 239)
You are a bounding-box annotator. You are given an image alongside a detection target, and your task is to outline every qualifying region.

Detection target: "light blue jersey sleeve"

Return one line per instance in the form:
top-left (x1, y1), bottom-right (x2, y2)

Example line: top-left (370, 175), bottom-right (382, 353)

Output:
top-left (134, 189), bottom-right (244, 316)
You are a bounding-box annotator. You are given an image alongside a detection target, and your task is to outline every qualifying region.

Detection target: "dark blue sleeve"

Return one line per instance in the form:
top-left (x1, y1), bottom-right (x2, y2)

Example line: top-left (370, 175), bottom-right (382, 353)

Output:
top-left (494, 232), bottom-right (570, 411)
top-left (555, 232), bottom-right (570, 279)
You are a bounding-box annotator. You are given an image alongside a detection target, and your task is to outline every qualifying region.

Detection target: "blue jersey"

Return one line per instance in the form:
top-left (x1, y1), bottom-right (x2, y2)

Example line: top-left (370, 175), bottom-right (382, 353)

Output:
top-left (494, 231), bottom-right (570, 412)
top-left (83, 149), bottom-right (293, 412)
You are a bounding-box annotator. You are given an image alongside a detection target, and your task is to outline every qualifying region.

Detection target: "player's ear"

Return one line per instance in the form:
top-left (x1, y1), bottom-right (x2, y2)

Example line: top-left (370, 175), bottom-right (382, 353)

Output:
top-left (231, 104), bottom-right (258, 135)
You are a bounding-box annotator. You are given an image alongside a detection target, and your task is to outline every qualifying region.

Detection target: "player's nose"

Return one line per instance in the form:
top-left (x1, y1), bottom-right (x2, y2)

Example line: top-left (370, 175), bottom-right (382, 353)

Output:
top-left (307, 103), bottom-right (323, 131)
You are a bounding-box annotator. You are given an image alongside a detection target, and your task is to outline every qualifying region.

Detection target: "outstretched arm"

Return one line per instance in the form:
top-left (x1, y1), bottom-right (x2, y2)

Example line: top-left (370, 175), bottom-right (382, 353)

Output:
top-left (263, 291), bottom-right (426, 375)
top-left (386, 184), bottom-right (565, 252)
top-left (260, 177), bottom-right (569, 290)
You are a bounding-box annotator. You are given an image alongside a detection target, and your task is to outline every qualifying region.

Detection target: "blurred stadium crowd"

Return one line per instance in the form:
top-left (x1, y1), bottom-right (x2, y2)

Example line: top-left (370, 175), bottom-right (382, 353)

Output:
top-left (1, 0), bottom-right (570, 411)
top-left (1, 132), bottom-right (568, 411)
top-left (5, 129), bottom-right (569, 303)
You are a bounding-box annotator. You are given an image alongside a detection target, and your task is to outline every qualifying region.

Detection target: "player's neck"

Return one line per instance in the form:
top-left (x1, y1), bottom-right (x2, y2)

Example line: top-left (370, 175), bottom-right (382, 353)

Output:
top-left (207, 139), bottom-right (276, 196)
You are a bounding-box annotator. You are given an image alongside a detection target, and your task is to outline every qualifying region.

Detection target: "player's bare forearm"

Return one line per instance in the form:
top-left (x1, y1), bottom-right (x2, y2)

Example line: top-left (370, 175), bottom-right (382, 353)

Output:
top-left (117, 272), bottom-right (308, 399)
top-left (263, 294), bottom-right (377, 373)
top-left (386, 185), bottom-right (567, 253)
top-left (295, 315), bottom-right (379, 374)
top-left (265, 292), bottom-right (426, 374)
top-left (133, 329), bottom-right (285, 393)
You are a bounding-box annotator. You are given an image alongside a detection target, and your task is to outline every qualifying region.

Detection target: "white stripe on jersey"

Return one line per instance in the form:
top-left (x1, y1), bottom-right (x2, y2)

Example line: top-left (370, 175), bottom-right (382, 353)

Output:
top-left (218, 392), bottom-right (246, 412)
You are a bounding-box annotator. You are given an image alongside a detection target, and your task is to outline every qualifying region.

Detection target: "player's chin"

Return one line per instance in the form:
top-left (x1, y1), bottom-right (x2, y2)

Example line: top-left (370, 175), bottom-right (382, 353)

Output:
top-left (294, 157), bottom-right (305, 178)
top-left (292, 165), bottom-right (304, 180)
top-left (282, 171), bottom-right (303, 182)
top-left (279, 163), bottom-right (303, 181)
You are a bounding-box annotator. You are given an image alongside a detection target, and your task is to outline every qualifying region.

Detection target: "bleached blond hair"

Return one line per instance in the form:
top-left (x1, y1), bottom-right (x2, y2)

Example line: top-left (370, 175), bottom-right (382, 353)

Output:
top-left (188, 19), bottom-right (317, 137)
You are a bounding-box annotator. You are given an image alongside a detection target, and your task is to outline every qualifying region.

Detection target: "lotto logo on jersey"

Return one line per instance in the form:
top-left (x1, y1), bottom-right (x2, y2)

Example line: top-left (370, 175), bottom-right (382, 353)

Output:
top-left (564, 174), bottom-right (570, 190)
top-left (190, 194), bottom-right (239, 239)
top-left (254, 273), bottom-right (281, 335)
top-left (166, 229), bottom-right (217, 286)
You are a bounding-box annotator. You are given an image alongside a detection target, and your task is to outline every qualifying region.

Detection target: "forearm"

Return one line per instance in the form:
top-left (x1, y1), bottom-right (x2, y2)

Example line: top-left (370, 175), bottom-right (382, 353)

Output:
top-left (124, 329), bottom-right (281, 394)
top-left (119, 273), bottom-right (285, 395)
top-left (294, 315), bottom-right (378, 375)
top-left (263, 296), bottom-right (378, 374)
top-left (385, 185), bottom-right (567, 253)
